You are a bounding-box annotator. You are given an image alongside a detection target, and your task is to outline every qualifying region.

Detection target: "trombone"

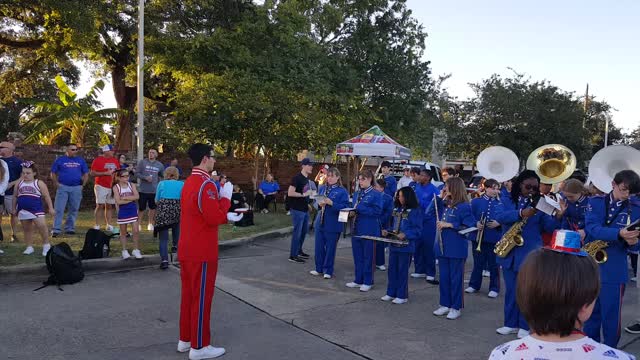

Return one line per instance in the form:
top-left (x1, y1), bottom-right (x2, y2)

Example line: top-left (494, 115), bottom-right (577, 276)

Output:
top-left (475, 213), bottom-right (487, 252)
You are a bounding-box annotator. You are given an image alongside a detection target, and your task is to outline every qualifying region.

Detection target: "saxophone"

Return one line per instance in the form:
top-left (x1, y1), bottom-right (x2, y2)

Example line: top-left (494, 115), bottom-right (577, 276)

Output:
top-left (494, 217), bottom-right (528, 258)
top-left (583, 240), bottom-right (608, 264)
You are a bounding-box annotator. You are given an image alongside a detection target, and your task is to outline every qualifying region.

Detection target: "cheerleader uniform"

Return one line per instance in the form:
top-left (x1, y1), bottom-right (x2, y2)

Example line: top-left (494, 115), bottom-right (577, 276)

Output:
top-left (116, 182), bottom-right (138, 224)
top-left (16, 179), bottom-right (45, 220)
top-left (385, 207), bottom-right (422, 301)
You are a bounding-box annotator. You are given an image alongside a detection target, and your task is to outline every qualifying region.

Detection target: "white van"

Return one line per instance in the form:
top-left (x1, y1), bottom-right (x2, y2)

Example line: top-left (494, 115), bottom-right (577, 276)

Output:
top-left (389, 160), bottom-right (444, 189)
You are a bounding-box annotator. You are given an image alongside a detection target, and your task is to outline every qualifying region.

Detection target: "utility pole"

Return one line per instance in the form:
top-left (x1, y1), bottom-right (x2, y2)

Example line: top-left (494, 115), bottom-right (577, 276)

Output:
top-left (136, 0), bottom-right (144, 161)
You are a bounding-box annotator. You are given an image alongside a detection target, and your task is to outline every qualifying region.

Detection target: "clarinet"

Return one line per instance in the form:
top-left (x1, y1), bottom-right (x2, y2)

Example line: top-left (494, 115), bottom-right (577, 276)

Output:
top-left (351, 189), bottom-right (365, 233)
top-left (320, 185), bottom-right (332, 225)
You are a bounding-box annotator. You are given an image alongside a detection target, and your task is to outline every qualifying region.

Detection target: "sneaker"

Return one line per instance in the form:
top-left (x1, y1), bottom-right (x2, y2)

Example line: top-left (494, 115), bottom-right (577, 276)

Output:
top-left (410, 273), bottom-right (426, 278)
top-left (465, 286), bottom-right (477, 294)
top-left (105, 224), bottom-right (115, 232)
top-left (177, 340), bottom-right (191, 353)
top-left (359, 284), bottom-right (372, 292)
top-left (298, 251), bottom-right (310, 259)
top-left (122, 250), bottom-right (131, 260)
top-left (517, 329), bottom-right (529, 339)
top-left (392, 298), bottom-right (408, 304)
top-left (381, 295), bottom-right (394, 301)
top-left (446, 309), bottom-right (461, 320)
top-left (132, 249), bottom-right (143, 259)
top-left (488, 291), bottom-right (499, 298)
top-left (42, 243), bottom-right (51, 256)
top-left (189, 345), bottom-right (226, 359)
top-left (51, 232), bottom-right (60, 238)
top-left (376, 265), bottom-right (387, 271)
top-left (288, 256), bottom-right (305, 263)
top-left (496, 326), bottom-right (518, 335)
top-left (147, 224), bottom-right (154, 231)
top-left (0, 249), bottom-right (3, 254)
top-left (345, 282), bottom-right (362, 288)
top-left (433, 306), bottom-right (450, 316)
top-left (323, 274), bottom-right (332, 279)
top-left (23, 246), bottom-right (34, 255)
top-left (65, 230), bottom-right (76, 235)
top-left (426, 276), bottom-right (440, 285)
top-left (10, 234), bottom-right (18, 242)
top-left (160, 261), bottom-right (169, 270)
top-left (93, 225), bottom-right (101, 230)
top-left (482, 270), bottom-right (490, 277)
top-left (286, 211), bottom-right (291, 215)
top-left (631, 277), bottom-right (637, 282)
top-left (625, 322), bottom-right (640, 334)
top-left (309, 270), bottom-right (321, 276)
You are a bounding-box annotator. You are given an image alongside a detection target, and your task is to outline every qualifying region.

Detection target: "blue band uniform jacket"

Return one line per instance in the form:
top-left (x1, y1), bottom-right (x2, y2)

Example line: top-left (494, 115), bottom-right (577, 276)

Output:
top-left (314, 184), bottom-right (349, 234)
top-left (435, 202), bottom-right (476, 259)
top-left (561, 195), bottom-right (589, 230)
top-left (470, 195), bottom-right (502, 244)
top-left (353, 186), bottom-right (383, 237)
top-left (387, 207), bottom-right (423, 253)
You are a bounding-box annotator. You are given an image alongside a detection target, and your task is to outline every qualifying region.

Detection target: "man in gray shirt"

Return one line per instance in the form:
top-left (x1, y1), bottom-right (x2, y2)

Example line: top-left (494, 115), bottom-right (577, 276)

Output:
top-left (136, 149), bottom-right (164, 231)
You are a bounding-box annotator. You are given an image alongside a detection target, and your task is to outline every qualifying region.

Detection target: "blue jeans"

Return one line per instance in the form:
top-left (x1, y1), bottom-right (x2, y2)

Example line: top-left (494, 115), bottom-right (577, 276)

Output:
top-left (289, 210), bottom-right (309, 258)
top-left (53, 185), bottom-right (83, 233)
top-left (159, 223), bottom-right (180, 262)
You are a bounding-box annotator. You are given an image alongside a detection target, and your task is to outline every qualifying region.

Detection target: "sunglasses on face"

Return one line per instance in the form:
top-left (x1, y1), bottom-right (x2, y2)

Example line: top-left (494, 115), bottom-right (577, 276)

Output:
top-left (69, 148), bottom-right (78, 151)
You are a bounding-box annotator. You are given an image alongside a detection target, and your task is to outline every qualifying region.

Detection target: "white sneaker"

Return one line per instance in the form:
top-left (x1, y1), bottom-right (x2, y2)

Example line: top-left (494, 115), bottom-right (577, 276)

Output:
top-left (122, 250), bottom-right (131, 260)
top-left (132, 249), bottom-right (143, 259)
top-left (392, 298), bottom-right (407, 304)
top-left (147, 224), bottom-right (154, 231)
top-left (446, 309), bottom-right (461, 320)
top-left (177, 340), bottom-right (191, 353)
top-left (309, 270), bottom-right (320, 276)
top-left (496, 326), bottom-right (518, 335)
top-left (106, 224), bottom-right (115, 232)
top-left (345, 282), bottom-right (362, 288)
top-left (426, 275), bottom-right (436, 281)
top-left (286, 211), bottom-right (291, 216)
top-left (433, 306), bottom-right (450, 316)
top-left (465, 286), bottom-right (477, 294)
top-left (517, 329), bottom-right (529, 339)
top-left (323, 274), bottom-right (332, 279)
top-left (631, 277), bottom-right (637, 282)
top-left (381, 295), bottom-right (394, 301)
top-left (23, 246), bottom-right (35, 255)
top-left (488, 291), bottom-right (499, 298)
top-left (42, 243), bottom-right (51, 256)
top-left (410, 273), bottom-right (426, 278)
top-left (376, 265), bottom-right (387, 271)
top-left (189, 345), bottom-right (226, 359)
top-left (482, 270), bottom-right (490, 277)
top-left (359, 284), bottom-right (372, 292)
top-left (93, 225), bottom-right (101, 230)
top-left (0, 249), bottom-right (4, 254)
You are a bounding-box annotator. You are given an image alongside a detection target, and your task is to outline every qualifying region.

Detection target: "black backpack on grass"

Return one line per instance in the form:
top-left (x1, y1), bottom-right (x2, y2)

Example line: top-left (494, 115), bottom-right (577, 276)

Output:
top-left (79, 229), bottom-right (113, 259)
top-left (34, 242), bottom-right (84, 291)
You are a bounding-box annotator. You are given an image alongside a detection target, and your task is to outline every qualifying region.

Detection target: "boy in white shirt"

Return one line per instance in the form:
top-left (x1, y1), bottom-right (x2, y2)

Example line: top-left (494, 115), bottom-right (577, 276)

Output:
top-left (489, 230), bottom-right (636, 360)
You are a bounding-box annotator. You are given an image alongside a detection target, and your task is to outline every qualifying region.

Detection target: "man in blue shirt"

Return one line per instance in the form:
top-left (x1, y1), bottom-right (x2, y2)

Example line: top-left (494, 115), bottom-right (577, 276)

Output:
top-left (50, 144), bottom-right (89, 236)
top-left (0, 141), bottom-right (23, 242)
top-left (380, 161), bottom-right (397, 199)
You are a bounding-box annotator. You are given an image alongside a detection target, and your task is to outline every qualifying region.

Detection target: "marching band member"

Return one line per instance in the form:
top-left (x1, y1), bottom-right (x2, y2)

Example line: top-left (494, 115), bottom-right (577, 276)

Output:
top-left (380, 161), bottom-right (397, 199)
top-left (412, 168), bottom-right (440, 284)
top-left (408, 167), bottom-right (421, 193)
top-left (346, 170), bottom-right (382, 292)
top-left (374, 178), bottom-right (394, 271)
top-left (380, 186), bottom-right (422, 304)
top-left (584, 170), bottom-right (640, 348)
top-left (432, 177), bottom-right (475, 320)
top-left (500, 178), bottom-right (513, 200)
top-left (495, 170), bottom-right (559, 339)
top-left (311, 168), bottom-right (349, 279)
top-left (555, 179), bottom-right (589, 240)
top-left (467, 178), bottom-right (501, 298)
top-left (438, 167), bottom-right (456, 191)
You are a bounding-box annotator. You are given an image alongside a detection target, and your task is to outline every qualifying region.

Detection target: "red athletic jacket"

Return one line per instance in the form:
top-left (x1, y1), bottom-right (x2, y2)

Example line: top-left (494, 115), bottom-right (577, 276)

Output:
top-left (178, 168), bottom-right (230, 262)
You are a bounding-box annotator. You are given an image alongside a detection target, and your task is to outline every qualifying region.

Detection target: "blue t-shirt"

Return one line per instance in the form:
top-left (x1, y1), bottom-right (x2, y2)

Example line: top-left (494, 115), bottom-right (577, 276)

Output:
top-left (2, 156), bottom-right (23, 195)
top-left (51, 155), bottom-right (89, 186)
top-left (155, 180), bottom-right (184, 201)
top-left (259, 180), bottom-right (280, 195)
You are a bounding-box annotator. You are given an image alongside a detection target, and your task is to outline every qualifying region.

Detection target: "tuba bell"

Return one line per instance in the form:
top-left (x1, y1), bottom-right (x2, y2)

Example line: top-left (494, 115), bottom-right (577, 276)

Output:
top-left (587, 145), bottom-right (640, 193)
top-left (477, 146), bottom-right (520, 182)
top-left (526, 144), bottom-right (577, 184)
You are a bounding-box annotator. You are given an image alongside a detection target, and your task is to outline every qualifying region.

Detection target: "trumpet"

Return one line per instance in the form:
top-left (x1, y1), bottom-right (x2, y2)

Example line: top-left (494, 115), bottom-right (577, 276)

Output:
top-left (475, 213), bottom-right (487, 252)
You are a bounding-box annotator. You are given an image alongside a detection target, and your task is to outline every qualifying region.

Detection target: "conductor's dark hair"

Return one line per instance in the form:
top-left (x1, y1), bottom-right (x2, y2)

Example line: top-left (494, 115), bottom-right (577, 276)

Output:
top-left (187, 143), bottom-right (213, 166)
top-left (395, 186), bottom-right (419, 209)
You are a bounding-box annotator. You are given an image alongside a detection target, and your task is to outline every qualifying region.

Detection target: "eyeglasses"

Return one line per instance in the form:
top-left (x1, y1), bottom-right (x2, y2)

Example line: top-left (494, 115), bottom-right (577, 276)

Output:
top-left (69, 149), bottom-right (78, 151)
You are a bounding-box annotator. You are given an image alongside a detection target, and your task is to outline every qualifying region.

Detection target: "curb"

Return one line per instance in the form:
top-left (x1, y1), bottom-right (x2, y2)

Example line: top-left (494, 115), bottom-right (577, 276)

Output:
top-left (0, 226), bottom-right (293, 285)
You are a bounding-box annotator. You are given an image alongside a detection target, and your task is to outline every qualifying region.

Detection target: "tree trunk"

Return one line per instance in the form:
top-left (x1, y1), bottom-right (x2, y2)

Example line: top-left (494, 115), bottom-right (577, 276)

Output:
top-left (111, 64), bottom-right (137, 151)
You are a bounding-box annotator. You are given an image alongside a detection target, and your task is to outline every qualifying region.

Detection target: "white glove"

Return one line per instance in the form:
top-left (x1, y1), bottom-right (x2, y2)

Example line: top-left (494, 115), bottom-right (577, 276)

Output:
top-left (220, 181), bottom-right (233, 200)
top-left (227, 212), bottom-right (243, 222)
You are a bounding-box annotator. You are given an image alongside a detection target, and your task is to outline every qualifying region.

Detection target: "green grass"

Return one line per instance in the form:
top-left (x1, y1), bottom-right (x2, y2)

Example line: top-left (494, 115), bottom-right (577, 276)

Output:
top-left (0, 208), bottom-right (292, 267)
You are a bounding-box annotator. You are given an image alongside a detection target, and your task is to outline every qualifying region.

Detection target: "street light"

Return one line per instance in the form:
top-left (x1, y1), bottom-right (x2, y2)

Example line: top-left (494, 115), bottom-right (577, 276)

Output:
top-left (136, 0), bottom-right (144, 161)
top-left (604, 113), bottom-right (610, 148)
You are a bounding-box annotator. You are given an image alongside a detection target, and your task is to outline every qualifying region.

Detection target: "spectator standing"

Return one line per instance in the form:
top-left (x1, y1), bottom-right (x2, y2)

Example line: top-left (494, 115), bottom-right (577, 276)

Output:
top-left (164, 157), bottom-right (183, 178)
top-left (90, 144), bottom-right (119, 231)
top-left (0, 158), bottom-right (8, 253)
top-left (136, 149), bottom-right (164, 231)
top-left (155, 166), bottom-right (183, 269)
top-left (256, 173), bottom-right (279, 213)
top-left (396, 165), bottom-right (413, 190)
top-left (119, 154), bottom-right (129, 170)
top-left (0, 141), bottom-right (23, 242)
top-left (314, 164), bottom-right (329, 186)
top-left (287, 158), bottom-right (313, 263)
top-left (50, 144), bottom-right (89, 236)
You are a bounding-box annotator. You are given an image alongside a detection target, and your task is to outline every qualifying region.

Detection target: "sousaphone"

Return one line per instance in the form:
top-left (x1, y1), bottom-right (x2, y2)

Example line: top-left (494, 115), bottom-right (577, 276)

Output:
top-left (526, 144), bottom-right (576, 184)
top-left (588, 145), bottom-right (640, 193)
top-left (477, 146), bottom-right (520, 182)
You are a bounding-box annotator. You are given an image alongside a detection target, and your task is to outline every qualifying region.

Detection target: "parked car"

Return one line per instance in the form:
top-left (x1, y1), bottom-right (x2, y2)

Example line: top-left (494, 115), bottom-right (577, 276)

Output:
top-left (389, 160), bottom-right (443, 188)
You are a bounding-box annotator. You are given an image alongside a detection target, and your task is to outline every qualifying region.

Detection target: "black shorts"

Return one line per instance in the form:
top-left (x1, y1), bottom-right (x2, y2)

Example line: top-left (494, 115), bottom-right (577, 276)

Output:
top-left (139, 193), bottom-right (157, 211)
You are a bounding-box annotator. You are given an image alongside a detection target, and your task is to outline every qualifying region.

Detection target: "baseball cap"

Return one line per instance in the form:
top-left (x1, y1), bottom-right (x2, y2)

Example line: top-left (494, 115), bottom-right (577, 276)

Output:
top-left (301, 158), bottom-right (313, 166)
top-left (101, 144), bottom-right (114, 152)
top-left (212, 170), bottom-right (219, 176)
top-left (0, 141), bottom-right (15, 150)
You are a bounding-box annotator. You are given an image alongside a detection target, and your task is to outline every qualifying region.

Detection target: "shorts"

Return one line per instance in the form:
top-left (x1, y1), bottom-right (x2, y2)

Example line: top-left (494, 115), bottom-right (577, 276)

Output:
top-left (139, 193), bottom-right (157, 211)
top-left (2, 194), bottom-right (13, 215)
top-left (94, 185), bottom-right (115, 205)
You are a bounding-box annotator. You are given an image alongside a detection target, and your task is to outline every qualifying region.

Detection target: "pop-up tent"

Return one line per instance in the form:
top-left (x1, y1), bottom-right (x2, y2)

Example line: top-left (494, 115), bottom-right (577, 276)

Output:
top-left (336, 125), bottom-right (411, 159)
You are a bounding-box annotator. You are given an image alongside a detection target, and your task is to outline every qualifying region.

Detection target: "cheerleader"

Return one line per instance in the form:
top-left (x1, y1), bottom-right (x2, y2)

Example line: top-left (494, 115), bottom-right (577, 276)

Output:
top-left (432, 177), bottom-right (476, 320)
top-left (495, 170), bottom-right (558, 339)
top-left (374, 178), bottom-right (394, 271)
top-left (311, 167), bottom-right (349, 279)
top-left (346, 170), bottom-right (382, 292)
top-left (381, 186), bottom-right (422, 304)
top-left (12, 162), bottom-right (54, 256)
top-left (112, 169), bottom-right (142, 259)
